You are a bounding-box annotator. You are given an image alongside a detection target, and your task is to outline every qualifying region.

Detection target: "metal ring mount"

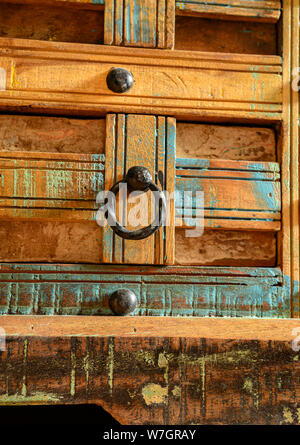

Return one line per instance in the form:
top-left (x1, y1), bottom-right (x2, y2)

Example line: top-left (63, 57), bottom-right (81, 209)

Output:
top-left (104, 166), bottom-right (167, 240)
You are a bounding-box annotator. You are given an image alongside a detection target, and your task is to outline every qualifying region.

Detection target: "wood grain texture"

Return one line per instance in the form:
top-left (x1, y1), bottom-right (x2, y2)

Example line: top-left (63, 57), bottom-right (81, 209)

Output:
top-left (175, 229), bottom-right (277, 266)
top-left (176, 124), bottom-right (276, 161)
top-left (0, 221), bottom-right (103, 263)
top-left (102, 114), bottom-right (175, 265)
top-left (176, 158), bottom-right (281, 231)
top-left (1, 0), bottom-right (105, 7)
top-left (176, 0), bottom-right (281, 23)
top-left (0, 151), bottom-right (104, 222)
top-left (0, 152), bottom-right (280, 232)
top-left (175, 16), bottom-right (277, 55)
top-left (0, 317), bottom-right (298, 424)
top-left (0, 39), bottom-right (282, 120)
top-left (0, 220), bottom-right (278, 267)
top-left (104, 0), bottom-right (175, 48)
top-left (280, 0), bottom-right (299, 318)
top-left (0, 3), bottom-right (104, 44)
top-left (289, 0), bottom-right (299, 317)
top-left (0, 264), bottom-right (287, 317)
top-left (0, 115), bottom-right (106, 154)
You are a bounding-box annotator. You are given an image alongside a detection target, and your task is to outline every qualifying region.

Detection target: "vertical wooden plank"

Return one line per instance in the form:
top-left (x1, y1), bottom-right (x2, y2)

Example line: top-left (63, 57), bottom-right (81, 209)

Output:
top-left (104, 0), bottom-right (114, 45)
top-left (102, 114), bottom-right (116, 263)
top-left (282, 0), bottom-right (300, 318)
top-left (124, 0), bottom-right (157, 47)
top-left (165, 0), bottom-right (175, 49)
top-left (281, 0), bottom-right (292, 313)
top-left (114, 114), bottom-right (126, 263)
top-left (102, 114), bottom-right (176, 265)
top-left (155, 116), bottom-right (166, 264)
top-left (165, 117), bottom-right (176, 264)
top-left (291, 0), bottom-right (300, 317)
top-left (104, 0), bottom-right (175, 48)
top-left (124, 114), bottom-right (156, 264)
top-left (115, 0), bottom-right (124, 45)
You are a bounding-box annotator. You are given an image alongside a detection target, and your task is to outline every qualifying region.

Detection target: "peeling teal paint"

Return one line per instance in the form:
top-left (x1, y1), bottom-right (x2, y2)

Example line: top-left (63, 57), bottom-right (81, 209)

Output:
top-left (0, 264), bottom-right (286, 318)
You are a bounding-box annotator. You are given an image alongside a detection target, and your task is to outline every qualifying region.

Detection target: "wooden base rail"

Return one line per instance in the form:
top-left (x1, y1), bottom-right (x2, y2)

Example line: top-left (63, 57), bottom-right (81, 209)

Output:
top-left (0, 316), bottom-right (298, 424)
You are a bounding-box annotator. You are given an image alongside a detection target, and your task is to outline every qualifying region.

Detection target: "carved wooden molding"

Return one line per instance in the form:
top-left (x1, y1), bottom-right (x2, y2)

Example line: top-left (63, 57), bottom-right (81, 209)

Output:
top-left (0, 39), bottom-right (282, 120)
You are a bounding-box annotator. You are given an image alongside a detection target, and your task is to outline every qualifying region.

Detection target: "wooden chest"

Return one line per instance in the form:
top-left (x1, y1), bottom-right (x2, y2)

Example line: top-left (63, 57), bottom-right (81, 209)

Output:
top-left (0, 0), bottom-right (299, 424)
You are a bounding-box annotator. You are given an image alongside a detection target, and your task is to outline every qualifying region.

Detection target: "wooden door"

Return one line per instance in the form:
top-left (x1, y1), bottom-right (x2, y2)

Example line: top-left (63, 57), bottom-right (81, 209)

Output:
top-left (0, 0), bottom-right (299, 424)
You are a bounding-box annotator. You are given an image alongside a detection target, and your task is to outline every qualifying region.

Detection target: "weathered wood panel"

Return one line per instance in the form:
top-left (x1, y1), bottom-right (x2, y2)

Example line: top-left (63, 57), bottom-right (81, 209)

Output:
top-left (176, 158), bottom-right (281, 231)
top-left (104, 0), bottom-right (175, 48)
top-left (0, 39), bottom-right (282, 120)
top-left (280, 0), bottom-right (300, 317)
top-left (0, 317), bottom-right (298, 425)
top-left (102, 114), bottom-right (175, 265)
top-left (175, 229), bottom-right (277, 266)
top-left (0, 221), bottom-right (278, 266)
top-left (175, 16), bottom-right (277, 54)
top-left (0, 152), bottom-right (280, 232)
top-left (0, 264), bottom-right (287, 317)
top-left (0, 151), bottom-right (104, 221)
top-left (0, 115), bottom-right (106, 154)
top-left (176, 0), bottom-right (281, 22)
top-left (0, 3), bottom-right (104, 44)
top-left (0, 221), bottom-right (103, 263)
top-left (176, 124), bottom-right (276, 161)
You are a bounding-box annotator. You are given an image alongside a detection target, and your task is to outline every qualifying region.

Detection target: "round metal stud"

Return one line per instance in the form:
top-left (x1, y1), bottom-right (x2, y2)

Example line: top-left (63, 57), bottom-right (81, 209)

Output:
top-left (126, 166), bottom-right (153, 191)
top-left (109, 289), bottom-right (137, 315)
top-left (106, 68), bottom-right (134, 93)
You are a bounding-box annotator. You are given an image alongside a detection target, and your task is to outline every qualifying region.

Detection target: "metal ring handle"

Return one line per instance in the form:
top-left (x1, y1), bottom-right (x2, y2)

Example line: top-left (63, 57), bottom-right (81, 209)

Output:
top-left (104, 166), bottom-right (167, 240)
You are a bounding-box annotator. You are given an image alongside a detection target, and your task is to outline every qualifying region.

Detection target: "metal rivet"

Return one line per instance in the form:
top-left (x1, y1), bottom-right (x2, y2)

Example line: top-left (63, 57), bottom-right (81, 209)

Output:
top-left (109, 289), bottom-right (137, 315)
top-left (106, 68), bottom-right (134, 93)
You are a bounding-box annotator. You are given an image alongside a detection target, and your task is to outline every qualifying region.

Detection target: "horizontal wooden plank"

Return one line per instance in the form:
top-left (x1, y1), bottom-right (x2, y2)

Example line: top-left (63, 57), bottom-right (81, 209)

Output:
top-left (0, 153), bottom-right (281, 231)
top-left (2, 0), bottom-right (105, 9)
top-left (0, 264), bottom-right (286, 317)
top-left (0, 38), bottom-right (282, 120)
top-left (0, 315), bottom-right (296, 340)
top-left (176, 0), bottom-right (281, 23)
top-left (176, 158), bottom-right (281, 231)
top-left (0, 329), bottom-right (298, 424)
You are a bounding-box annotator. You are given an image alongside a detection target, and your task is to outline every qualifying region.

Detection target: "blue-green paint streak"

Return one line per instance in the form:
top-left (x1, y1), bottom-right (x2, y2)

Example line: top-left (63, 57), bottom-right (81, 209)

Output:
top-left (0, 264), bottom-right (286, 318)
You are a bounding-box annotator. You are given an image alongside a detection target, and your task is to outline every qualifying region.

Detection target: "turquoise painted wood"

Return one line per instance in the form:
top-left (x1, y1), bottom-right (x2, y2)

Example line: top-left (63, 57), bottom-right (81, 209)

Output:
top-left (0, 153), bottom-right (280, 232)
top-left (0, 264), bottom-right (288, 317)
top-left (175, 158), bottom-right (281, 230)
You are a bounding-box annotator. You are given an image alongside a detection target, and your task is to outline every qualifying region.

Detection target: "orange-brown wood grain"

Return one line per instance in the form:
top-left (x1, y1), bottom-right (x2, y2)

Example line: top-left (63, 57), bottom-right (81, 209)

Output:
top-left (0, 39), bottom-right (282, 120)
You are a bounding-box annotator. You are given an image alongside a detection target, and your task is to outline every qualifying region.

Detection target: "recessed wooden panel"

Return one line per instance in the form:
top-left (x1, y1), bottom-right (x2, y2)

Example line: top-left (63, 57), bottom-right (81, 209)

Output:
top-left (176, 124), bottom-right (276, 161)
top-left (0, 221), bottom-right (103, 263)
top-left (0, 39), bottom-right (282, 120)
top-left (0, 115), bottom-right (105, 154)
top-left (175, 229), bottom-right (276, 266)
top-left (0, 3), bottom-right (104, 44)
top-left (175, 16), bottom-right (277, 54)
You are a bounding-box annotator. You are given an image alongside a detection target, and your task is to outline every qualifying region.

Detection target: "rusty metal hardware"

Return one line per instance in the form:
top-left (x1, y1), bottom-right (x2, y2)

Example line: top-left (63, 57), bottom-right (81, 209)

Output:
top-left (104, 166), bottom-right (167, 240)
top-left (109, 289), bottom-right (137, 315)
top-left (106, 67), bottom-right (134, 93)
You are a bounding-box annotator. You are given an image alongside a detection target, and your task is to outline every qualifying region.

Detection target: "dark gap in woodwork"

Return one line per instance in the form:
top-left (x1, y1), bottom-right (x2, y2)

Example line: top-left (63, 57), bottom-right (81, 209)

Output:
top-left (175, 16), bottom-right (277, 55)
top-left (0, 404), bottom-right (119, 425)
top-left (0, 2), bottom-right (104, 44)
